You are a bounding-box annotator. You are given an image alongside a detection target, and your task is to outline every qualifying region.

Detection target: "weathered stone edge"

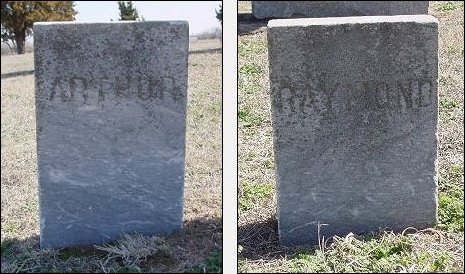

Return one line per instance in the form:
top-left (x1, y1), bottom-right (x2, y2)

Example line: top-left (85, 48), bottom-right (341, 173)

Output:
top-left (268, 15), bottom-right (438, 28)
top-left (33, 20), bottom-right (188, 26)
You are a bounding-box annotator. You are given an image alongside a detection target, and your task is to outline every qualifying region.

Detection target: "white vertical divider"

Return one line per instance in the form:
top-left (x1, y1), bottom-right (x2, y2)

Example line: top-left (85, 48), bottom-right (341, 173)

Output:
top-left (222, 0), bottom-right (238, 273)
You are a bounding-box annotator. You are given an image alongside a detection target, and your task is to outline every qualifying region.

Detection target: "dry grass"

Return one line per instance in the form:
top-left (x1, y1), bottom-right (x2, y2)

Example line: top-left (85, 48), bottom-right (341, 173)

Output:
top-left (238, 1), bottom-right (464, 272)
top-left (1, 40), bottom-right (33, 56)
top-left (94, 235), bottom-right (171, 267)
top-left (238, 1), bottom-right (251, 14)
top-left (1, 38), bottom-right (222, 273)
top-left (189, 38), bottom-right (222, 52)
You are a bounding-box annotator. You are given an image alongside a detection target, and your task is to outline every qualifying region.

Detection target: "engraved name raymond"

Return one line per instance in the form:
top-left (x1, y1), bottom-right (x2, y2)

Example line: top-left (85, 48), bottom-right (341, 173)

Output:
top-left (274, 78), bottom-right (435, 115)
top-left (47, 75), bottom-right (181, 104)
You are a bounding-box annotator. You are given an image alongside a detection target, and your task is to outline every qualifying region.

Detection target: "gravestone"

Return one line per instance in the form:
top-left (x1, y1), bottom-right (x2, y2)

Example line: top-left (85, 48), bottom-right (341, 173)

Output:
top-left (252, 1), bottom-right (429, 19)
top-left (267, 15), bottom-right (438, 246)
top-left (34, 21), bottom-right (189, 249)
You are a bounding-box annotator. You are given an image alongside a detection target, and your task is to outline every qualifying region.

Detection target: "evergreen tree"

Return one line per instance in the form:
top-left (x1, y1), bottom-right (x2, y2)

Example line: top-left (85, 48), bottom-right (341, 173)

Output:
top-left (118, 1), bottom-right (139, 21)
top-left (216, 4), bottom-right (222, 25)
top-left (1, 1), bottom-right (76, 54)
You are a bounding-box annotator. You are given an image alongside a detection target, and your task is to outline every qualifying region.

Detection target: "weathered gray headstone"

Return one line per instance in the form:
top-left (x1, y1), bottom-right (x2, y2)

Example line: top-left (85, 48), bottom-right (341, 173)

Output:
top-left (253, 1), bottom-right (429, 19)
top-left (34, 21), bottom-right (189, 249)
top-left (267, 15), bottom-right (438, 246)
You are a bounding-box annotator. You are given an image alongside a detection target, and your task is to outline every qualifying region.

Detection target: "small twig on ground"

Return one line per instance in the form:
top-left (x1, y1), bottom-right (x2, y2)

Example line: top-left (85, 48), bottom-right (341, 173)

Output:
top-left (420, 228), bottom-right (445, 244)
top-left (317, 221), bottom-right (328, 256)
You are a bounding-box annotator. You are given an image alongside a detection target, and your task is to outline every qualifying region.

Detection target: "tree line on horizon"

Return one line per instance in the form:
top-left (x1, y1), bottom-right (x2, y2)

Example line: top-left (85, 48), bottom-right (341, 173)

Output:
top-left (1, 1), bottom-right (222, 55)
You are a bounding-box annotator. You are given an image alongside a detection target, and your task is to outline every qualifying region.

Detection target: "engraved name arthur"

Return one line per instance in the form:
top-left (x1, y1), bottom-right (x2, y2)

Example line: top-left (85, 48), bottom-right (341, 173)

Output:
top-left (47, 75), bottom-right (182, 104)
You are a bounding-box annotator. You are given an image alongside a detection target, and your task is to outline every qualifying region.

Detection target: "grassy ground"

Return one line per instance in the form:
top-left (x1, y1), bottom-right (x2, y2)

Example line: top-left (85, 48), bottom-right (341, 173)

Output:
top-left (1, 38), bottom-right (222, 273)
top-left (238, 1), bottom-right (464, 272)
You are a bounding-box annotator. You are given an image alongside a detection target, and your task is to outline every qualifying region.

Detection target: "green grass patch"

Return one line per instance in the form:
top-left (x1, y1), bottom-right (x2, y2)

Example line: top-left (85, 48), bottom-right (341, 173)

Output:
top-left (446, 45), bottom-right (462, 56)
top-left (191, 250), bottom-right (222, 273)
top-left (436, 1), bottom-right (464, 11)
top-left (450, 164), bottom-right (464, 177)
top-left (238, 38), bottom-right (267, 96)
top-left (239, 182), bottom-right (274, 211)
top-left (1, 240), bottom-right (15, 257)
top-left (429, 251), bottom-right (454, 272)
top-left (4, 223), bottom-right (18, 234)
top-left (238, 39), bottom-right (267, 57)
top-left (438, 166), bottom-right (464, 194)
top-left (238, 109), bottom-right (263, 127)
top-left (239, 76), bottom-right (263, 95)
top-left (438, 76), bottom-right (448, 86)
top-left (263, 159), bottom-right (274, 169)
top-left (286, 233), bottom-right (458, 272)
top-left (437, 165), bottom-right (464, 232)
top-left (438, 192), bottom-right (464, 232)
top-left (439, 98), bottom-right (459, 120)
top-left (289, 250), bottom-right (329, 272)
top-left (239, 64), bottom-right (261, 75)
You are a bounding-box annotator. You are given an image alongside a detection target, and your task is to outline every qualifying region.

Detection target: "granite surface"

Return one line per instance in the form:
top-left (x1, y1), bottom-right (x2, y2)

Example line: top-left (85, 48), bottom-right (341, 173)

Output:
top-left (267, 15), bottom-right (438, 246)
top-left (253, 1), bottom-right (428, 19)
top-left (34, 21), bottom-right (189, 249)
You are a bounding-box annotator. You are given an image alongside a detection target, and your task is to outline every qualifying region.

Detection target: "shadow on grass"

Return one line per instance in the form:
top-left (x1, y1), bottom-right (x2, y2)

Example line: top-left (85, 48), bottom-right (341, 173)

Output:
top-left (237, 216), bottom-right (440, 262)
top-left (238, 216), bottom-right (317, 261)
top-left (189, 47), bottom-right (222, 55)
top-left (238, 13), bottom-right (269, 36)
top-left (1, 217), bottom-right (222, 272)
top-left (1, 70), bottom-right (35, 80)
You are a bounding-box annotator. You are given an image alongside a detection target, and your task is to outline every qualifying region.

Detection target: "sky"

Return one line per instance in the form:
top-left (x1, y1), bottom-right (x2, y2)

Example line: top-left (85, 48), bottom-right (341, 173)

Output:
top-left (74, 1), bottom-right (222, 35)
